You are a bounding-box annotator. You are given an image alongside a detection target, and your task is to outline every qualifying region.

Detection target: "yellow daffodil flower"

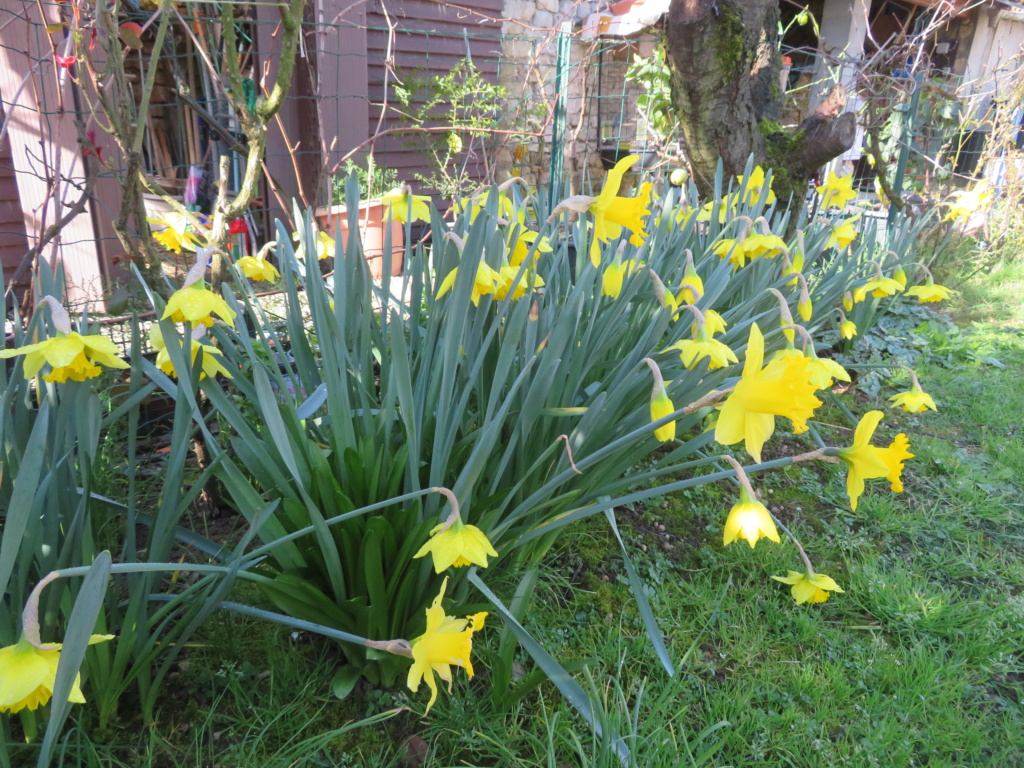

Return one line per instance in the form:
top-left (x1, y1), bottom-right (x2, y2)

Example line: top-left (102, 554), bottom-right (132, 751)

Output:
top-left (772, 570), bottom-right (844, 604)
top-left (797, 296), bottom-right (813, 322)
top-left (863, 275), bottom-right (903, 298)
top-left (669, 337), bottom-right (738, 371)
top-left (696, 194), bottom-right (738, 224)
top-left (601, 258), bottom-right (641, 299)
top-left (414, 519), bottom-right (498, 572)
top-left (714, 323), bottom-right (822, 463)
top-left (771, 347), bottom-right (850, 391)
top-left (852, 286), bottom-right (868, 303)
top-left (889, 385), bottom-right (936, 413)
top-left (150, 325), bottom-right (233, 380)
top-left (162, 284), bottom-right (237, 328)
top-left (508, 230), bottom-right (553, 267)
top-left (236, 256), bottom-right (280, 283)
top-left (494, 265), bottom-right (545, 301)
top-left (743, 233), bottom-right (787, 260)
top-left (407, 578), bottom-right (486, 714)
top-left (436, 262), bottom-right (501, 306)
top-left (381, 185), bottom-right (432, 224)
top-left (588, 155), bottom-right (653, 265)
top-left (842, 292), bottom-right (855, 312)
top-left (782, 251), bottom-right (805, 287)
top-left (838, 410), bottom-right (893, 510)
top-left (904, 281), bottom-right (953, 303)
top-left (737, 166), bottom-right (776, 205)
top-left (713, 238), bottom-right (746, 269)
top-left (455, 189), bottom-right (517, 225)
top-left (147, 212), bottom-right (205, 253)
top-left (945, 182), bottom-right (991, 222)
top-left (703, 310), bottom-right (728, 338)
top-left (0, 332), bottom-right (129, 383)
top-left (645, 358), bottom-right (675, 442)
top-left (893, 267), bottom-right (908, 289)
top-left (0, 633), bottom-right (113, 713)
top-left (840, 319), bottom-right (857, 339)
top-left (676, 268), bottom-right (704, 306)
top-left (815, 171), bottom-right (857, 210)
top-left (650, 388), bottom-right (676, 442)
top-left (825, 215), bottom-right (860, 250)
top-left (723, 487), bottom-right (780, 548)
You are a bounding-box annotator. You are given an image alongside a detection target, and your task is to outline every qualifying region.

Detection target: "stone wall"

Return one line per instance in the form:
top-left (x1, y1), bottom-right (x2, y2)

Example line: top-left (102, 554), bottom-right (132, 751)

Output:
top-left (497, 1), bottom-right (656, 193)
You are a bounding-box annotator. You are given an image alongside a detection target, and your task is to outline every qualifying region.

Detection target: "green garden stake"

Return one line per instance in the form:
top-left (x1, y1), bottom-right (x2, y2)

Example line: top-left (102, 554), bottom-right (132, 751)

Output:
top-left (243, 78), bottom-right (257, 113)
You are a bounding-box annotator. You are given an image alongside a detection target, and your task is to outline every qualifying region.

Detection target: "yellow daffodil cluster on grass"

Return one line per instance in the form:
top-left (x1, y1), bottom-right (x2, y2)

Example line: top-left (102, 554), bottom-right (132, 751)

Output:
top-left (772, 570), bottom-right (844, 604)
top-left (838, 410), bottom-right (913, 510)
top-left (714, 323), bottom-right (822, 463)
top-left (815, 171), bottom-right (858, 210)
top-left (0, 296), bottom-right (129, 383)
top-left (406, 578), bottom-right (486, 714)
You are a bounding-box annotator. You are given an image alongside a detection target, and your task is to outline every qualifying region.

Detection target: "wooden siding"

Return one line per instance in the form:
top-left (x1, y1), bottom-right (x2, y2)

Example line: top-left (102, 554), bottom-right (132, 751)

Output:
top-left (364, 0), bottom-right (505, 194)
top-left (0, 103), bottom-right (29, 288)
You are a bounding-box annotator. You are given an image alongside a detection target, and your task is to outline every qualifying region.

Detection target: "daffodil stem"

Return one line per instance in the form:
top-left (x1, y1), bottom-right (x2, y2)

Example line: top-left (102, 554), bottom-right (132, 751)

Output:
top-left (677, 303), bottom-right (705, 332)
top-left (910, 262), bottom-right (934, 282)
top-left (719, 455), bottom-right (756, 499)
top-left (903, 367), bottom-right (923, 391)
top-left (835, 307), bottom-right (848, 323)
top-left (643, 358), bottom-right (665, 400)
top-left (768, 514), bottom-right (816, 576)
top-left (557, 435), bottom-right (583, 475)
top-left (682, 386), bottom-right (733, 415)
top-left (430, 486), bottom-right (461, 531)
top-left (780, 323), bottom-right (814, 350)
top-left (216, 600), bottom-right (412, 658)
top-left (767, 288), bottom-right (794, 325)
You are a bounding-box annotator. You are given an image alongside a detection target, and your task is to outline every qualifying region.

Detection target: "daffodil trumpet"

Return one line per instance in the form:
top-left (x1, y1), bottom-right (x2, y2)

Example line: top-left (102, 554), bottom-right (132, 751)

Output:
top-left (835, 307), bottom-right (857, 340)
top-left (719, 455), bottom-right (780, 549)
top-left (413, 486), bottom-right (499, 572)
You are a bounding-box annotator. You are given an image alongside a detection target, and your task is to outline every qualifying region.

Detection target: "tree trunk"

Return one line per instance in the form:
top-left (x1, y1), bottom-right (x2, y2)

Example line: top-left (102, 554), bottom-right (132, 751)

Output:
top-left (663, 0), bottom-right (855, 200)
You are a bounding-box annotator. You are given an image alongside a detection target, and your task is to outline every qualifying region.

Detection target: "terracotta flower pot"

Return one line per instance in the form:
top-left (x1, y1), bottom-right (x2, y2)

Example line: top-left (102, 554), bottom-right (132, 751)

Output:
top-left (315, 200), bottom-right (404, 279)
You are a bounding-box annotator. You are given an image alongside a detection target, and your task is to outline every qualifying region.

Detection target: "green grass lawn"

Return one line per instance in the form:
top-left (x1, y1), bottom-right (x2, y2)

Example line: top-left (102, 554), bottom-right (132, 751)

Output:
top-left (40, 264), bottom-right (1024, 768)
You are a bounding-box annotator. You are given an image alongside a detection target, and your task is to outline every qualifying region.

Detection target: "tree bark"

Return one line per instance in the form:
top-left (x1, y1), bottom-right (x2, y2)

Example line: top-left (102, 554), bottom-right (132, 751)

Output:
top-left (664, 0), bottom-right (856, 200)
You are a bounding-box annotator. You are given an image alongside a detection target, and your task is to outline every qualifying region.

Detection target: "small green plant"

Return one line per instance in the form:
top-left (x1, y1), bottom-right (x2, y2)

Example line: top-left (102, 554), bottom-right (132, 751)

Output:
top-left (626, 46), bottom-right (678, 155)
top-left (332, 155), bottom-right (399, 204)
top-left (393, 58), bottom-right (510, 198)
